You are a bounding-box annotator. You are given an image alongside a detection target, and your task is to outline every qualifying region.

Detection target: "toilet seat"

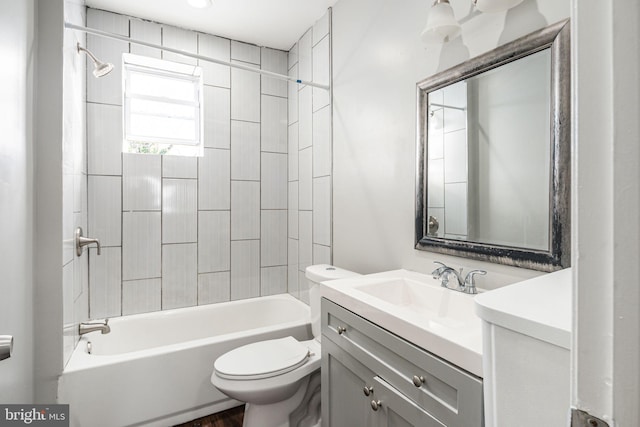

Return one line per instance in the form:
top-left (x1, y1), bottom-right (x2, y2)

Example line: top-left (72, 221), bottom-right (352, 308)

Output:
top-left (214, 336), bottom-right (311, 380)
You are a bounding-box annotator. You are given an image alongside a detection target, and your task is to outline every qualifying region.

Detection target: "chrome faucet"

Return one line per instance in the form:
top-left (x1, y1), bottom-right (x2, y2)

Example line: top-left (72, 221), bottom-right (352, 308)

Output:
top-left (79, 319), bottom-right (110, 336)
top-left (431, 261), bottom-right (486, 295)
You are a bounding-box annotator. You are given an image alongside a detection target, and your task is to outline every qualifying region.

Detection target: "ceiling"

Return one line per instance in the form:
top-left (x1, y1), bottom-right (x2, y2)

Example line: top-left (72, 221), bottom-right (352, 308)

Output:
top-left (86, 0), bottom-right (339, 51)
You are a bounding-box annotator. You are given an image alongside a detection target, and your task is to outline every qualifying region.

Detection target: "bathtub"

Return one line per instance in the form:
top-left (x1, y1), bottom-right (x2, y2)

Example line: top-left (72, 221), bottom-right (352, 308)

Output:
top-left (58, 294), bottom-right (312, 427)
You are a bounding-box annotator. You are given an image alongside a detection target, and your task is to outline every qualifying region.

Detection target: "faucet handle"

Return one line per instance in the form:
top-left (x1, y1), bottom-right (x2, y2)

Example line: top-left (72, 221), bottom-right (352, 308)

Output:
top-left (431, 261), bottom-right (448, 276)
top-left (463, 270), bottom-right (486, 293)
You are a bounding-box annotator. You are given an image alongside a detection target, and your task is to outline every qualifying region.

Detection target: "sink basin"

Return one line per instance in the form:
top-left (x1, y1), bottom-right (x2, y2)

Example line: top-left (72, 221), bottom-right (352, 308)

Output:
top-left (320, 269), bottom-right (483, 377)
top-left (355, 278), bottom-right (443, 311)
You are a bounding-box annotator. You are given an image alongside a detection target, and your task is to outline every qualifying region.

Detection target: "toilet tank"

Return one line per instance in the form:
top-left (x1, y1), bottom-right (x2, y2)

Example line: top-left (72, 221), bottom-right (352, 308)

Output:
top-left (306, 265), bottom-right (360, 340)
top-left (475, 268), bottom-right (572, 427)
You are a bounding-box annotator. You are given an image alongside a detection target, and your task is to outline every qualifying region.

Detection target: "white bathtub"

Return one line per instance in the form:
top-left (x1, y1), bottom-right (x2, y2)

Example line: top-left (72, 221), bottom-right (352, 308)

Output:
top-left (58, 294), bottom-right (312, 427)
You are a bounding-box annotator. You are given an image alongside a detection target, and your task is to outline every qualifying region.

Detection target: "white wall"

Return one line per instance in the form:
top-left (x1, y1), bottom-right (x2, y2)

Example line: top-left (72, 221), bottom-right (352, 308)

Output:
top-left (0, 0), bottom-right (35, 403)
top-left (34, 0), bottom-right (65, 403)
top-left (572, 0), bottom-right (640, 425)
top-left (331, 0), bottom-right (569, 289)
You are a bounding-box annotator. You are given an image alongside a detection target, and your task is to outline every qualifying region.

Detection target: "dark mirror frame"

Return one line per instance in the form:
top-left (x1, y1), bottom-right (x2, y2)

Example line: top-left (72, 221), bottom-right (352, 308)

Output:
top-left (415, 19), bottom-right (570, 272)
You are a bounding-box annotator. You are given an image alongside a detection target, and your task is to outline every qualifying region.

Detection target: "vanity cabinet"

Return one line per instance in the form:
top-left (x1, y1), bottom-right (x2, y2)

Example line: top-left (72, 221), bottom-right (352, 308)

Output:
top-left (321, 298), bottom-right (483, 427)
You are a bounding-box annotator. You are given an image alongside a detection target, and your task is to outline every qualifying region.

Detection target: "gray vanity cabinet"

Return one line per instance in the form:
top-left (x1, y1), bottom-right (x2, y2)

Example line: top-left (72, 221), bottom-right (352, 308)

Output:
top-left (321, 298), bottom-right (483, 427)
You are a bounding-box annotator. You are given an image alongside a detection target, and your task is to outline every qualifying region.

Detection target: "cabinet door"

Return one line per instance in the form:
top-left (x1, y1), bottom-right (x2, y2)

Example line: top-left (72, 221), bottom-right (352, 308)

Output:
top-left (322, 337), bottom-right (377, 427)
top-left (372, 376), bottom-right (445, 427)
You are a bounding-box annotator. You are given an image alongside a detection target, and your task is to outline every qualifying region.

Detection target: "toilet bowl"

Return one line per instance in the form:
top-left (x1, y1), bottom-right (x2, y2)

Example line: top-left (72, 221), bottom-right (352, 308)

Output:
top-left (210, 265), bottom-right (360, 427)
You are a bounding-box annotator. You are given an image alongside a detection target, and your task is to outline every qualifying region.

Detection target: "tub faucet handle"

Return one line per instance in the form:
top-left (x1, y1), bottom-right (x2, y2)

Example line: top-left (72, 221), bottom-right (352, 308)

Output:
top-left (76, 226), bottom-right (101, 256)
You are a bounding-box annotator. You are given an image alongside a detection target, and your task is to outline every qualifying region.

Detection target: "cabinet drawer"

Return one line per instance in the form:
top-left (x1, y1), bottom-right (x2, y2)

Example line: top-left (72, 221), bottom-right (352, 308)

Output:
top-left (322, 298), bottom-right (483, 427)
top-left (373, 376), bottom-right (445, 427)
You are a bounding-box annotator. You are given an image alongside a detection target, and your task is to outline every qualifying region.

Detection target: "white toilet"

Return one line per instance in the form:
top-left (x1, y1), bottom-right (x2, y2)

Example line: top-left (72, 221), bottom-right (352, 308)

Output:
top-left (211, 264), bottom-right (360, 427)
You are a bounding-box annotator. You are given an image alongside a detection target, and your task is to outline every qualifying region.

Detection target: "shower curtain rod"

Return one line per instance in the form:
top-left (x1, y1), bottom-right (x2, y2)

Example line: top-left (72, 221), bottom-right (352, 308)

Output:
top-left (64, 22), bottom-right (330, 90)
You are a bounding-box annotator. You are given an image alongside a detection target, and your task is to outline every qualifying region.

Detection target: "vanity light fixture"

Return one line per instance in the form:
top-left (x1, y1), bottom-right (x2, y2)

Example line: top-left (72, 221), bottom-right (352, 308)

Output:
top-left (187, 0), bottom-right (212, 9)
top-left (473, 0), bottom-right (524, 13)
top-left (421, 0), bottom-right (462, 45)
top-left (422, 0), bottom-right (525, 45)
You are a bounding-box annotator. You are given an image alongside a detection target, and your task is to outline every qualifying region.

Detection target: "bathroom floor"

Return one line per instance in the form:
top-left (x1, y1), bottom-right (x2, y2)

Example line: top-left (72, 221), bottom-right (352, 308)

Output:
top-left (174, 405), bottom-right (244, 427)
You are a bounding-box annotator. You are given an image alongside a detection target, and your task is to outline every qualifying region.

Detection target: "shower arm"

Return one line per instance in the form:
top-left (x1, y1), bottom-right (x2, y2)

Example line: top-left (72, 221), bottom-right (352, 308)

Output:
top-left (77, 43), bottom-right (100, 64)
top-left (64, 22), bottom-right (330, 91)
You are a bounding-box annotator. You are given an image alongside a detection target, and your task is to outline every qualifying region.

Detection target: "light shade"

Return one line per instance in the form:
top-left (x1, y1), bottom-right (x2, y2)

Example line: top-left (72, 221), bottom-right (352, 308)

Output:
top-left (187, 0), bottom-right (212, 9)
top-left (473, 0), bottom-right (524, 13)
top-left (421, 0), bottom-right (461, 45)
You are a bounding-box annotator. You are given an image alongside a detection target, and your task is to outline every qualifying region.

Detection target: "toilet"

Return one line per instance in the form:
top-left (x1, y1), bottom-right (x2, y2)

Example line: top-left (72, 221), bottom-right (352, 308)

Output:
top-left (211, 264), bottom-right (360, 427)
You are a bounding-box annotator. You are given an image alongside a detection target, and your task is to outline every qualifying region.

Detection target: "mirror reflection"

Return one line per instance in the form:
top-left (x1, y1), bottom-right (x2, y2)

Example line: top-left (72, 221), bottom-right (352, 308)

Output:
top-left (426, 49), bottom-right (551, 251)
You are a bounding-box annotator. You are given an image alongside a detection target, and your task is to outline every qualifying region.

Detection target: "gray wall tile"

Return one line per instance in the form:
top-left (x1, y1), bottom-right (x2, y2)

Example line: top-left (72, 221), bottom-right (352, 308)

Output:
top-left (199, 33), bottom-right (231, 88)
top-left (89, 247), bottom-right (121, 318)
top-left (198, 210), bottom-right (231, 273)
top-left (123, 153), bottom-right (161, 211)
top-left (231, 41), bottom-right (260, 64)
top-left (87, 103), bottom-right (122, 175)
top-left (199, 148), bottom-right (230, 210)
top-left (122, 279), bottom-right (161, 315)
top-left (231, 61), bottom-right (260, 122)
top-left (261, 266), bottom-right (287, 296)
top-left (198, 272), bottom-right (231, 305)
top-left (162, 25), bottom-right (197, 65)
top-left (261, 95), bottom-right (288, 153)
top-left (231, 240), bottom-right (260, 300)
top-left (231, 181), bottom-right (260, 240)
top-left (261, 47), bottom-right (288, 97)
top-left (162, 179), bottom-right (198, 243)
top-left (261, 210), bottom-right (287, 267)
top-left (204, 86), bottom-right (231, 149)
top-left (261, 152), bottom-right (288, 209)
top-left (122, 212), bottom-right (161, 280)
top-left (88, 175), bottom-right (121, 247)
top-left (162, 243), bottom-right (198, 309)
top-left (231, 120), bottom-right (260, 181)
top-left (163, 156), bottom-right (198, 179)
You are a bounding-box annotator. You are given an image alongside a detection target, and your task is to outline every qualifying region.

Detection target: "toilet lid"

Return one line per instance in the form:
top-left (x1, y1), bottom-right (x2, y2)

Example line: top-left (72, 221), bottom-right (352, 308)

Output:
top-left (214, 336), bottom-right (310, 380)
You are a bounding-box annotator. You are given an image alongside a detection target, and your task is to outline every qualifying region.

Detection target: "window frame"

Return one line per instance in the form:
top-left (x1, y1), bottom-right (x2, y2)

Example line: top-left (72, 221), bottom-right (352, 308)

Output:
top-left (122, 53), bottom-right (204, 156)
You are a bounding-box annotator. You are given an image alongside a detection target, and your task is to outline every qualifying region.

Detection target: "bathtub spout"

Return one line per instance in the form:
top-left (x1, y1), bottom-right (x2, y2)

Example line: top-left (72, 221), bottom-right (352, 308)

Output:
top-left (79, 319), bottom-right (110, 336)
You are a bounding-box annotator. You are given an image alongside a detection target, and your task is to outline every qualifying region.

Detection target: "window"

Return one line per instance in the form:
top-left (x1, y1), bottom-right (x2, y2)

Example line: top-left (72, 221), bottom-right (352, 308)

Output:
top-left (122, 53), bottom-right (204, 156)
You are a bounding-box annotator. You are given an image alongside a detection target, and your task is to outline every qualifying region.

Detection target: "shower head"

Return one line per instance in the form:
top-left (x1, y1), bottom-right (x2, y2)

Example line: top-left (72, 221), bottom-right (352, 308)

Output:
top-left (77, 43), bottom-right (114, 78)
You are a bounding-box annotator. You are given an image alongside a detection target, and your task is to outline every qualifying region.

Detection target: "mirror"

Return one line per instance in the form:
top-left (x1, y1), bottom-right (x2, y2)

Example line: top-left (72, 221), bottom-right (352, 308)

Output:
top-left (415, 20), bottom-right (570, 272)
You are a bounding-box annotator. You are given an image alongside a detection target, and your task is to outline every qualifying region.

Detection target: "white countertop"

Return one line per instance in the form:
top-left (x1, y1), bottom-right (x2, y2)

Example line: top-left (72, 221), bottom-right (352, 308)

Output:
top-left (320, 269), bottom-right (484, 377)
top-left (474, 268), bottom-right (572, 350)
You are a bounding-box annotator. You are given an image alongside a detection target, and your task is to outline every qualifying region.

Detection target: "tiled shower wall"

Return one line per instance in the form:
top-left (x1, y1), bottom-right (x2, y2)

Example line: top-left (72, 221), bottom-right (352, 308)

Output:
top-left (427, 81), bottom-right (469, 240)
top-left (86, 8), bottom-right (292, 317)
top-left (62, 1), bottom-right (89, 363)
top-left (287, 12), bottom-right (332, 304)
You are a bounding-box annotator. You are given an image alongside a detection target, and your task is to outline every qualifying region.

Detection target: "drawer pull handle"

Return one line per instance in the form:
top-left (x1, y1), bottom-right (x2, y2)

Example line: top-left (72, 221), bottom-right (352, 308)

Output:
top-left (363, 386), bottom-right (373, 396)
top-left (412, 375), bottom-right (425, 387)
top-left (371, 400), bottom-right (382, 411)
top-left (337, 326), bottom-right (347, 335)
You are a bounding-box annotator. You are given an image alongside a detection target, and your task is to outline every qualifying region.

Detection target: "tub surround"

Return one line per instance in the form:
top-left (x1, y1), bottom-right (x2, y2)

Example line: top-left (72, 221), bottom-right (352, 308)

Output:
top-left (85, 8), bottom-right (289, 320)
top-left (81, 7), bottom-right (332, 322)
top-left (287, 10), bottom-right (333, 304)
